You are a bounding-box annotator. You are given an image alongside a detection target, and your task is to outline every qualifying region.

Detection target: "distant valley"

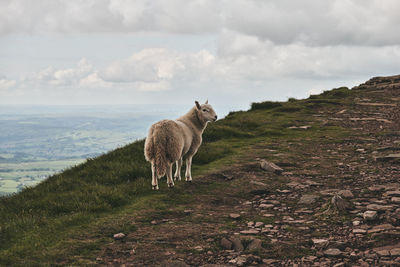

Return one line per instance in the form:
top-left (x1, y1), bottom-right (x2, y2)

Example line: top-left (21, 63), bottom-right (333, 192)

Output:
top-left (0, 105), bottom-right (192, 195)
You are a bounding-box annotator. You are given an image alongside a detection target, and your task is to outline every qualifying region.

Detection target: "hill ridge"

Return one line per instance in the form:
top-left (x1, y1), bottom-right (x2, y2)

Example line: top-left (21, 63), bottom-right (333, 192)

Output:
top-left (1, 75), bottom-right (400, 266)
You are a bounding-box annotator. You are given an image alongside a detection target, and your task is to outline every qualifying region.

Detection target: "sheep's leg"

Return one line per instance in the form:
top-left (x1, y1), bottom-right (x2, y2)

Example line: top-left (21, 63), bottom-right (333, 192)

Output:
top-left (174, 158), bottom-right (183, 181)
top-left (185, 157), bottom-right (193, 182)
top-left (167, 164), bottom-right (174, 188)
top-left (151, 163), bottom-right (159, 190)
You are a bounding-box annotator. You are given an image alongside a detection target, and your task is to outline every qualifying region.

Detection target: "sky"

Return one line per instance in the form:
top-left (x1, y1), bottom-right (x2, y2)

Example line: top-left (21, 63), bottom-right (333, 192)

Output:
top-left (1, 0), bottom-right (400, 111)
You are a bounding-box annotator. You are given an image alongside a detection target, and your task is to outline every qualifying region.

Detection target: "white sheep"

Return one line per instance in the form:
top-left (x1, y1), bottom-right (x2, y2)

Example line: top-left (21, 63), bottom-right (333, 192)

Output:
top-left (144, 100), bottom-right (217, 190)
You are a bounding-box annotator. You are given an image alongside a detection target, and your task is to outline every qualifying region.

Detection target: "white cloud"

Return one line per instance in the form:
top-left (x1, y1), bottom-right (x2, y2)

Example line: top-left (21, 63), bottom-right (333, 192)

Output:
top-left (2, 0), bottom-right (400, 106)
top-left (101, 48), bottom-right (185, 83)
top-left (135, 81), bottom-right (170, 92)
top-left (0, 79), bottom-right (16, 89)
top-left (2, 0), bottom-right (400, 46)
top-left (28, 58), bottom-right (94, 86)
top-left (224, 0), bottom-right (400, 46)
top-left (99, 48), bottom-right (217, 86)
top-left (79, 72), bottom-right (108, 88)
top-left (216, 31), bottom-right (400, 80)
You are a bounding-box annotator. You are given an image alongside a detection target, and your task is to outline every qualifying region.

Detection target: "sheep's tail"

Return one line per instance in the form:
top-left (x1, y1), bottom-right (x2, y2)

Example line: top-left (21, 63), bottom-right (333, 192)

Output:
top-left (144, 125), bottom-right (168, 178)
top-left (154, 139), bottom-right (168, 178)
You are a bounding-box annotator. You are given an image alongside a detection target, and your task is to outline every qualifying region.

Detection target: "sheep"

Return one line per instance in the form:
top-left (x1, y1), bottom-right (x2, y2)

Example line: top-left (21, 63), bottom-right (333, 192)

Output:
top-left (144, 100), bottom-right (217, 190)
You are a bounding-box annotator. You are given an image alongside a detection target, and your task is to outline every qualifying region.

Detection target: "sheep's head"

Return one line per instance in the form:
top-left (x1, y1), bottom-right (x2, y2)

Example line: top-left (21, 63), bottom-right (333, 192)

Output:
top-left (195, 100), bottom-right (217, 122)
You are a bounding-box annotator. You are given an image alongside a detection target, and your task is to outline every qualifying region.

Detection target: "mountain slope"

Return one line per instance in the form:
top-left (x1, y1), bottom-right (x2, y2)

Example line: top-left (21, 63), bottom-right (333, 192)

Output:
top-left (1, 75), bottom-right (400, 266)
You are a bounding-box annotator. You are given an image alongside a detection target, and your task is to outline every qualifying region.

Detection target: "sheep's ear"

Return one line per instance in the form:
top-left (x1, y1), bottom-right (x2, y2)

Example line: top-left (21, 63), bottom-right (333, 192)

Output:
top-left (195, 101), bottom-right (201, 110)
top-left (205, 100), bottom-right (208, 104)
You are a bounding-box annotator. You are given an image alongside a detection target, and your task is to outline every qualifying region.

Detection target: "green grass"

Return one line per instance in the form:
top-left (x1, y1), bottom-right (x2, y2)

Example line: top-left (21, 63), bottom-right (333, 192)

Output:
top-left (0, 85), bottom-right (356, 265)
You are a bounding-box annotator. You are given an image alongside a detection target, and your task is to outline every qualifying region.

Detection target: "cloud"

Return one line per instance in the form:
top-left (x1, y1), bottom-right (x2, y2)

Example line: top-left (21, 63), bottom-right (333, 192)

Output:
top-left (2, 0), bottom-right (400, 105)
top-left (0, 78), bottom-right (16, 89)
top-left (28, 58), bottom-right (94, 86)
top-left (100, 48), bottom-right (184, 83)
top-left (79, 72), bottom-right (108, 88)
top-left (222, 0), bottom-right (400, 46)
top-left (99, 48), bottom-right (216, 88)
top-left (2, 0), bottom-right (400, 46)
top-left (216, 31), bottom-right (400, 80)
top-left (0, 0), bottom-right (221, 35)
top-left (15, 41), bottom-right (400, 96)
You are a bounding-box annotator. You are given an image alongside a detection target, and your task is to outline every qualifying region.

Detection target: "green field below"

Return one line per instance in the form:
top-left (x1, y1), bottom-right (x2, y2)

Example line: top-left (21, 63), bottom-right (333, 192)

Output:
top-left (0, 159), bottom-right (85, 194)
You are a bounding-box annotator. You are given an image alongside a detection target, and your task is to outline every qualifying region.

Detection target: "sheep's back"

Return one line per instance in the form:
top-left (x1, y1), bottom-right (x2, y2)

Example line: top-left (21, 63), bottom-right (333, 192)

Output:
top-left (144, 120), bottom-right (184, 163)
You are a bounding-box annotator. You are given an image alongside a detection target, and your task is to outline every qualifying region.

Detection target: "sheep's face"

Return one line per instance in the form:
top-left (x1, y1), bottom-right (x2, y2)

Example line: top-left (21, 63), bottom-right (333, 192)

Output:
top-left (195, 101), bottom-right (218, 122)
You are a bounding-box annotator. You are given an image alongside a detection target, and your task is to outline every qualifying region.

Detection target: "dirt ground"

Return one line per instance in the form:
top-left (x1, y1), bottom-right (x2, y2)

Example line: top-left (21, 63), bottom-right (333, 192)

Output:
top-left (99, 77), bottom-right (400, 266)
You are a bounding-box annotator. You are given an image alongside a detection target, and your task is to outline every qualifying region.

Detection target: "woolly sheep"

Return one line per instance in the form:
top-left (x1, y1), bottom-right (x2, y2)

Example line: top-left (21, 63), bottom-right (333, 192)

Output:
top-left (144, 100), bottom-right (217, 190)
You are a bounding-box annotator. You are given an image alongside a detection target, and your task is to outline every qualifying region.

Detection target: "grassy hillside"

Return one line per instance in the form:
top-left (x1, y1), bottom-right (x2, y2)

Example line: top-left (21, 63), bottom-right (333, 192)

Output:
top-left (0, 86), bottom-right (357, 265)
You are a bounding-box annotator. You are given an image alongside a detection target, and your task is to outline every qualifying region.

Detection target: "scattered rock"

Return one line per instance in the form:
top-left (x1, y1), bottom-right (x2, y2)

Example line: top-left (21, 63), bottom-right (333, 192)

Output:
top-left (390, 248), bottom-right (400, 256)
top-left (368, 224), bottom-right (394, 233)
top-left (260, 160), bottom-right (283, 174)
top-left (229, 255), bottom-right (247, 266)
top-left (247, 239), bottom-right (262, 250)
top-left (386, 191), bottom-right (400, 197)
top-left (333, 263), bottom-right (346, 267)
top-left (391, 197), bottom-right (400, 204)
top-left (262, 259), bottom-right (280, 264)
top-left (288, 125), bottom-right (311, 129)
top-left (312, 238), bottom-right (329, 247)
top-left (374, 249), bottom-right (390, 257)
top-left (299, 194), bottom-right (318, 205)
top-left (353, 229), bottom-right (367, 234)
top-left (254, 222), bottom-right (264, 228)
top-left (230, 237), bottom-right (244, 252)
top-left (220, 238), bottom-right (232, 250)
top-left (259, 203), bottom-right (274, 209)
top-left (324, 248), bottom-right (342, 257)
top-left (366, 204), bottom-right (393, 211)
top-left (375, 153), bottom-right (400, 162)
top-left (350, 117), bottom-right (392, 123)
top-left (338, 189), bottom-right (354, 198)
top-left (356, 102), bottom-right (397, 107)
top-left (363, 210), bottom-right (378, 221)
top-left (113, 233), bottom-right (126, 240)
top-left (276, 189), bottom-right (292, 194)
top-left (250, 180), bottom-right (268, 186)
top-left (368, 185), bottom-right (386, 192)
top-left (229, 213), bottom-right (241, 219)
top-left (324, 194), bottom-right (352, 214)
top-left (184, 209), bottom-right (192, 215)
top-left (240, 229), bottom-right (259, 235)
top-left (194, 246), bottom-right (203, 251)
top-left (167, 260), bottom-right (190, 267)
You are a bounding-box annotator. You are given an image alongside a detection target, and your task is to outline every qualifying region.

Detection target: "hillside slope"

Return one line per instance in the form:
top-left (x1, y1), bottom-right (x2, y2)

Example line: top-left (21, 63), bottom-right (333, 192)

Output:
top-left (1, 75), bottom-right (400, 266)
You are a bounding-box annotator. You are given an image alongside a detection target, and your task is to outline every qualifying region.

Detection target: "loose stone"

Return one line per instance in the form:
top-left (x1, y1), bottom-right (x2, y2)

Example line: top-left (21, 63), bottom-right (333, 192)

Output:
top-left (240, 229), bottom-right (260, 235)
top-left (363, 210), bottom-right (378, 221)
top-left (220, 237), bottom-right (233, 250)
top-left (338, 189), bottom-right (354, 198)
top-left (353, 229), bottom-right (367, 234)
top-left (298, 194), bottom-right (318, 205)
top-left (247, 239), bottom-right (262, 250)
top-left (230, 237), bottom-right (244, 252)
top-left (324, 248), bottom-right (342, 257)
top-left (391, 197), bottom-right (400, 204)
top-left (229, 213), bottom-right (241, 219)
top-left (113, 233), bottom-right (126, 240)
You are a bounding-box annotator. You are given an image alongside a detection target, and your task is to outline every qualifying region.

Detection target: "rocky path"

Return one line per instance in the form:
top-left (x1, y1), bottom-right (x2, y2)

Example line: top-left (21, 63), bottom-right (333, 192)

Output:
top-left (100, 76), bottom-right (400, 266)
